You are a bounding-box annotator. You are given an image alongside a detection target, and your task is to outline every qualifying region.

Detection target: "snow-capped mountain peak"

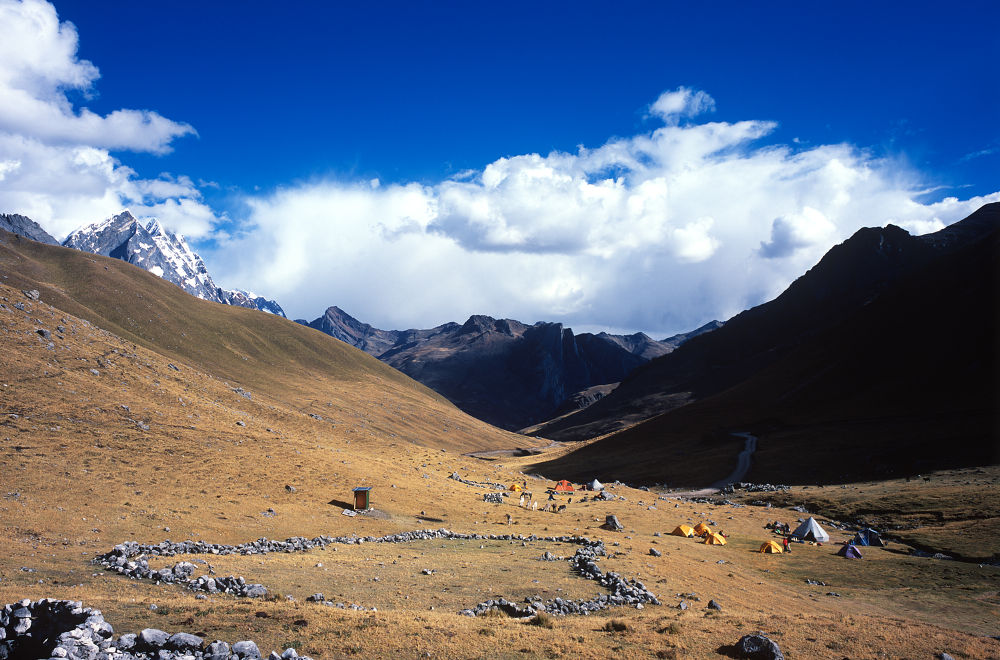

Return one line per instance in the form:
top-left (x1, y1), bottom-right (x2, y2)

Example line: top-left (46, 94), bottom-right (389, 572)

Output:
top-left (62, 210), bottom-right (285, 317)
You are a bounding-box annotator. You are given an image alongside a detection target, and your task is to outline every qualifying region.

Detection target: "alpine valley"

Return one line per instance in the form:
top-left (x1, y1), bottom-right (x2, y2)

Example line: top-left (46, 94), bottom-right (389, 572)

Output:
top-left (0, 203), bottom-right (997, 660)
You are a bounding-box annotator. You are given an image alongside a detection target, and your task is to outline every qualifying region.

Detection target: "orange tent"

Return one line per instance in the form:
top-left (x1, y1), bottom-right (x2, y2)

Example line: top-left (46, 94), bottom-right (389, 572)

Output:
top-left (702, 532), bottom-right (727, 545)
top-left (693, 522), bottom-right (712, 537)
top-left (759, 540), bottom-right (783, 553)
top-left (554, 480), bottom-right (575, 493)
top-left (509, 484), bottom-right (523, 492)
top-left (670, 525), bottom-right (695, 537)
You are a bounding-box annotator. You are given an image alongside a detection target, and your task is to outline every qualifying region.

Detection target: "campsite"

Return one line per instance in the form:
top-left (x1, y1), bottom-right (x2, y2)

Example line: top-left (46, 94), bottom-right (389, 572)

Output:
top-left (0, 5), bottom-right (997, 653)
top-left (0, 264), bottom-right (997, 657)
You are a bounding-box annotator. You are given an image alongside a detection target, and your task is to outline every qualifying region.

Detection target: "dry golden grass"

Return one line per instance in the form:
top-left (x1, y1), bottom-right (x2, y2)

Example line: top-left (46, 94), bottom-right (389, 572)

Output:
top-left (1, 244), bottom-right (999, 658)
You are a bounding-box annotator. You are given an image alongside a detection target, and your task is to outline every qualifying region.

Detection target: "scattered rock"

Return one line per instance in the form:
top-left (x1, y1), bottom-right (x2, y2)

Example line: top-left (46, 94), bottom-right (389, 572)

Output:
top-left (22, 289), bottom-right (39, 300)
top-left (707, 599), bottom-right (722, 610)
top-left (735, 633), bottom-right (784, 660)
top-left (602, 515), bottom-right (624, 532)
top-left (649, 548), bottom-right (662, 557)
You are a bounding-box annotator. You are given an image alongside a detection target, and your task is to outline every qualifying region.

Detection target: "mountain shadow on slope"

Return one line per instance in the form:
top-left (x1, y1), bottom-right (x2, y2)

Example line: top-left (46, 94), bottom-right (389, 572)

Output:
top-left (532, 203), bottom-right (1000, 443)
top-left (530, 203), bottom-right (999, 486)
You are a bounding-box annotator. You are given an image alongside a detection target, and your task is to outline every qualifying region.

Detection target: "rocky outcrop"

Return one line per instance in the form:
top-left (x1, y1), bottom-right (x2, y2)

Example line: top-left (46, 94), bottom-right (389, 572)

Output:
top-left (0, 213), bottom-right (59, 245)
top-left (0, 598), bottom-right (310, 660)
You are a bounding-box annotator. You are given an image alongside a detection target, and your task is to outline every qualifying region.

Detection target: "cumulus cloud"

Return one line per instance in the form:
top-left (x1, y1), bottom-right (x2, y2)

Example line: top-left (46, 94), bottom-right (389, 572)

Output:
top-left (0, 0), bottom-right (215, 239)
top-left (647, 87), bottom-right (716, 123)
top-left (211, 89), bottom-right (999, 335)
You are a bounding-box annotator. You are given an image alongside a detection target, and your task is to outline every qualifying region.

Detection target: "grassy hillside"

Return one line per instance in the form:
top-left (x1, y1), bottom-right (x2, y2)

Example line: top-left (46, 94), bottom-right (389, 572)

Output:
top-left (0, 230), bottom-right (532, 454)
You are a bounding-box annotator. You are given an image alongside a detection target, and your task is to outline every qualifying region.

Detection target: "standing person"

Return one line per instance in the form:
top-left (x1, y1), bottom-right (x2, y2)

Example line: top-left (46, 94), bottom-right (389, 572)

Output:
top-left (782, 536), bottom-right (791, 553)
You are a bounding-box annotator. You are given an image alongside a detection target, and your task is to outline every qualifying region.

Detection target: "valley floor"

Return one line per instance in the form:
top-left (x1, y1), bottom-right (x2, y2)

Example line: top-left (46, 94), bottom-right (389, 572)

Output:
top-left (1, 281), bottom-right (998, 658)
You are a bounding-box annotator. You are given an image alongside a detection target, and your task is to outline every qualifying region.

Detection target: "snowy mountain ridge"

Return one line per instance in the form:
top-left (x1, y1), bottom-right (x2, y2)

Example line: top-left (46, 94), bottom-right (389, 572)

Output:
top-left (63, 210), bottom-right (285, 317)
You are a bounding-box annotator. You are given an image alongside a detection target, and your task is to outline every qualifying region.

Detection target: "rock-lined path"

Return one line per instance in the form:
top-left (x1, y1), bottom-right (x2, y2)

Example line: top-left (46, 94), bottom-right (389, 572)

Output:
top-left (94, 529), bottom-right (659, 617)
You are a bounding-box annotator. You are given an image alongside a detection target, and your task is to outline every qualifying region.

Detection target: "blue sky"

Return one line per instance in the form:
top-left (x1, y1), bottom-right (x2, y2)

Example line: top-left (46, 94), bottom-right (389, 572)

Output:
top-left (0, 0), bottom-right (997, 334)
top-left (54, 1), bottom-right (998, 200)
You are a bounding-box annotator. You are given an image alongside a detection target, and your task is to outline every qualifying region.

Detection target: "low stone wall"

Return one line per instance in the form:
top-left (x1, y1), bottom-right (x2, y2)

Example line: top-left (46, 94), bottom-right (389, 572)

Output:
top-left (93, 529), bottom-right (660, 617)
top-left (0, 598), bottom-right (309, 660)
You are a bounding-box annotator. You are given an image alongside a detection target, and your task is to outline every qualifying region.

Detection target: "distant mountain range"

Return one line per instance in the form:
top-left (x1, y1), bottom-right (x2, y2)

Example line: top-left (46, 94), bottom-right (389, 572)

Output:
top-left (297, 305), bottom-right (720, 430)
top-left (531, 202), bottom-right (1000, 486)
top-left (1, 210), bottom-right (284, 316)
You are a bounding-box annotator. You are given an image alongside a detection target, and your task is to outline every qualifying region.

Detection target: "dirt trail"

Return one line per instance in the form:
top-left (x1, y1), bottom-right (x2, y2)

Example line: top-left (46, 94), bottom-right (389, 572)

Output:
top-left (711, 432), bottom-right (757, 488)
top-left (464, 439), bottom-right (560, 459)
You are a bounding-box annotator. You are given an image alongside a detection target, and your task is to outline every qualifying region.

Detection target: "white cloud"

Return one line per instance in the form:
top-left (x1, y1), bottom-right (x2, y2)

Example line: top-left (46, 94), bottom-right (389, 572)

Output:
top-left (0, 0), bottom-right (215, 239)
top-left (648, 87), bottom-right (716, 123)
top-left (210, 88), bottom-right (999, 335)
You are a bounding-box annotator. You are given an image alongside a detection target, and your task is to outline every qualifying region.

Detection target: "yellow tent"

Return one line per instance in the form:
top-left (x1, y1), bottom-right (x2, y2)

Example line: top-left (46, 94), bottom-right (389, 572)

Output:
top-left (703, 532), bottom-right (727, 545)
top-left (670, 524), bottom-right (695, 537)
top-left (509, 484), bottom-right (523, 492)
top-left (759, 540), bottom-right (783, 553)
top-left (693, 522), bottom-right (712, 537)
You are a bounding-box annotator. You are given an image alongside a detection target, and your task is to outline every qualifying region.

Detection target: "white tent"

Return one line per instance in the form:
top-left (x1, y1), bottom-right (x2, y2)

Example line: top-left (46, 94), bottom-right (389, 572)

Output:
top-left (588, 479), bottom-right (604, 491)
top-left (791, 517), bottom-right (830, 542)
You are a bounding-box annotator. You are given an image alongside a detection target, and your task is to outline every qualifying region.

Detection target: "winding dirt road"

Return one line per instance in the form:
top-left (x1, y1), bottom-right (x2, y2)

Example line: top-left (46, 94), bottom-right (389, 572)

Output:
top-left (710, 432), bottom-right (758, 489)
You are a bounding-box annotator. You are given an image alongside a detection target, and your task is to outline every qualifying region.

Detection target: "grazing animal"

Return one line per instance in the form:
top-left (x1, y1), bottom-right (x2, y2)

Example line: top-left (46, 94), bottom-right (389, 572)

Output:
top-left (519, 494), bottom-right (525, 507)
top-left (557, 504), bottom-right (566, 513)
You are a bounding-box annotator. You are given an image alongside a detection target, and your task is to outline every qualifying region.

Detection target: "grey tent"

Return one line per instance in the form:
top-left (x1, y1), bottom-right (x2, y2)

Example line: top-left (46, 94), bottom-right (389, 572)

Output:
top-left (588, 479), bottom-right (604, 491)
top-left (852, 528), bottom-right (886, 547)
top-left (791, 517), bottom-right (830, 543)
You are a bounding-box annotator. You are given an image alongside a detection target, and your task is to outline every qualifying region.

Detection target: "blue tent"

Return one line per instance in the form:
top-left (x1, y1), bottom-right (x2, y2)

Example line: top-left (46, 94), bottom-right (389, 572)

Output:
top-left (852, 528), bottom-right (885, 547)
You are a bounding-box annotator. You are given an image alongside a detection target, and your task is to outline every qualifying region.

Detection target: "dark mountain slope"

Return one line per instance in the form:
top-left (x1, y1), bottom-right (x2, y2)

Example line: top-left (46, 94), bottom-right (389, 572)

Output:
top-left (0, 213), bottom-right (58, 245)
top-left (530, 203), bottom-right (999, 485)
top-left (300, 307), bottom-right (714, 430)
top-left (534, 203), bottom-right (999, 442)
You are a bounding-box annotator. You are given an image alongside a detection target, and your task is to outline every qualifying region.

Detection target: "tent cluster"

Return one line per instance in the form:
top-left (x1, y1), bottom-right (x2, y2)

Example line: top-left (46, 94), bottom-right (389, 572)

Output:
top-left (670, 523), bottom-right (727, 545)
top-left (757, 517), bottom-right (884, 558)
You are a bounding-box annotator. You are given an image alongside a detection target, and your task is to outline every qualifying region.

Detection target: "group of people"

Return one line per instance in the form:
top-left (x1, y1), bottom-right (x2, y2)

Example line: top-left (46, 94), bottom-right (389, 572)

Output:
top-left (765, 520), bottom-right (791, 534)
top-left (766, 520), bottom-right (794, 553)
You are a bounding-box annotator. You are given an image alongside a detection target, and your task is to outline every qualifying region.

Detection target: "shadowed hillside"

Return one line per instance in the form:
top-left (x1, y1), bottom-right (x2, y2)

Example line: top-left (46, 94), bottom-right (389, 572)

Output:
top-left (530, 203), bottom-right (1000, 486)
